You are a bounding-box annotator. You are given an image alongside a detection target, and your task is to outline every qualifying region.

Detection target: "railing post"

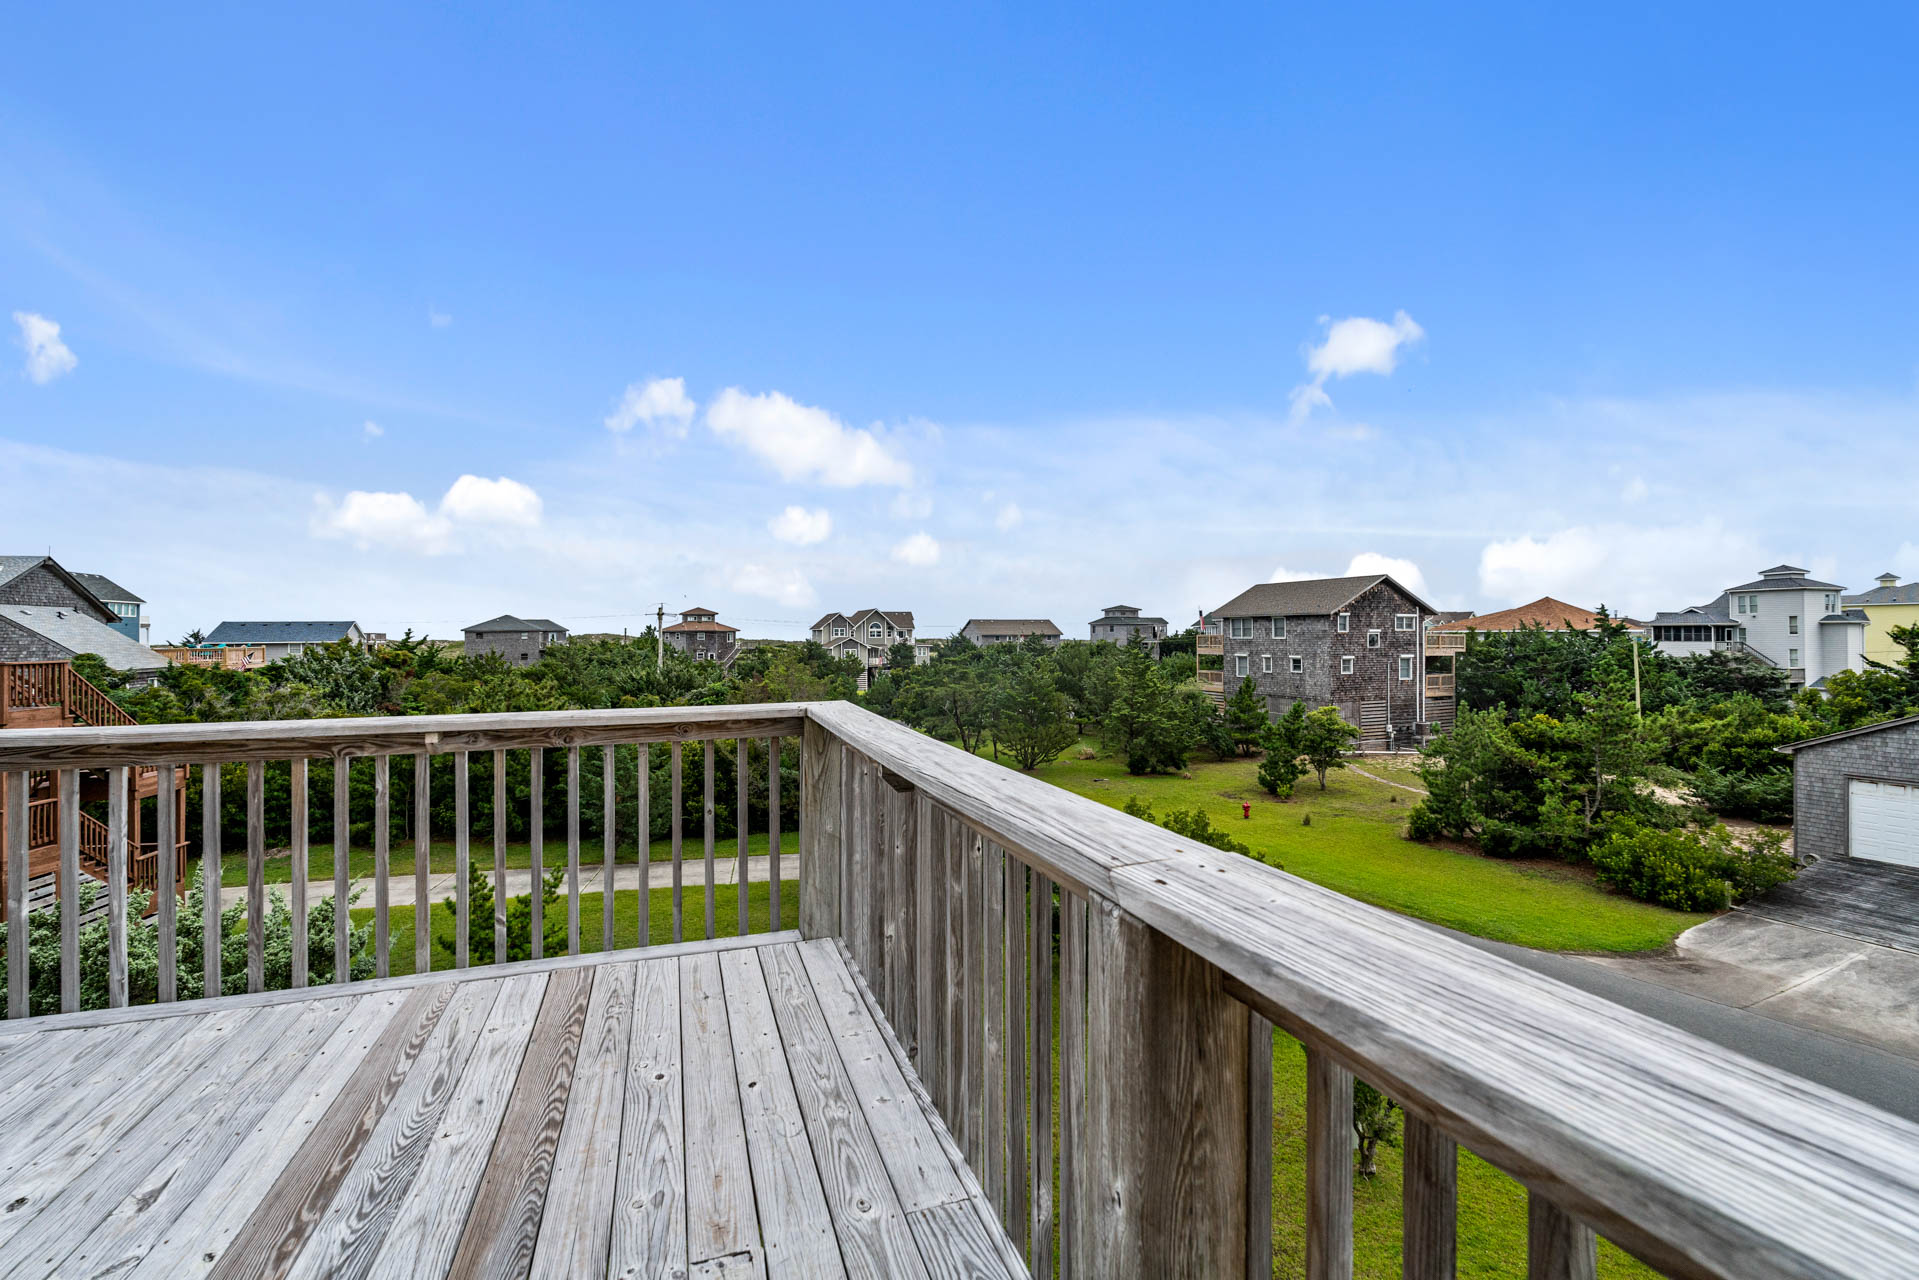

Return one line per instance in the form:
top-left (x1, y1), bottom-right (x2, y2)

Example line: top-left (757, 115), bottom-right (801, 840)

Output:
top-left (1082, 893), bottom-right (1250, 1279)
top-left (798, 717), bottom-right (842, 941)
top-left (1528, 1194), bottom-right (1598, 1280)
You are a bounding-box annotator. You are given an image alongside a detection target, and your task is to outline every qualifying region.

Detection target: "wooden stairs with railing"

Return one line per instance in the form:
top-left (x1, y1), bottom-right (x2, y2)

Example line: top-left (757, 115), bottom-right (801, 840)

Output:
top-left (1, 661), bottom-right (187, 923)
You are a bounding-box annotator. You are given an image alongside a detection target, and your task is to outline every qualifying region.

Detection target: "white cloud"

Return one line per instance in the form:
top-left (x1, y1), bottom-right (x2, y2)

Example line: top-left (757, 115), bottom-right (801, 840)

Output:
top-left (605, 376), bottom-right (696, 436)
top-left (768, 505), bottom-right (832, 546)
top-left (706, 388), bottom-right (914, 487)
top-left (12, 311), bottom-right (77, 384)
top-left (1325, 423), bottom-right (1378, 442)
top-left (428, 307), bottom-right (452, 329)
top-left (730, 563), bottom-right (817, 607)
top-left (995, 502), bottom-right (1023, 532)
top-left (889, 491), bottom-right (934, 519)
top-left (891, 532), bottom-right (941, 566)
top-left (362, 420), bottom-right (384, 439)
top-left (1343, 551), bottom-right (1428, 598)
top-left (1620, 475), bottom-right (1649, 504)
top-left (440, 474), bottom-right (543, 526)
top-left (1478, 524), bottom-right (1759, 618)
top-left (1268, 564), bottom-right (1329, 582)
top-left (1288, 310), bottom-right (1423, 424)
top-left (314, 473), bottom-right (543, 553)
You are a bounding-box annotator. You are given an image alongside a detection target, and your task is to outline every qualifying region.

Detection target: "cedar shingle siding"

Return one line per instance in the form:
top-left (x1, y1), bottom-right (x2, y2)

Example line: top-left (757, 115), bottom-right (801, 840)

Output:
top-left (1784, 718), bottom-right (1919, 861)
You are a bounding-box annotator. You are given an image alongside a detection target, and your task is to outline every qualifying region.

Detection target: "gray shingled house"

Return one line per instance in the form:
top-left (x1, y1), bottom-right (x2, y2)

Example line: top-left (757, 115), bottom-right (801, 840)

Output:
top-left (960, 619), bottom-right (1062, 647)
top-left (0, 555), bottom-right (169, 680)
top-left (1778, 715), bottom-right (1919, 867)
top-left (205, 621), bottom-right (368, 663)
top-left (1205, 572), bottom-right (1436, 748)
top-left (1089, 605), bottom-right (1167, 654)
top-left (462, 615), bottom-right (569, 667)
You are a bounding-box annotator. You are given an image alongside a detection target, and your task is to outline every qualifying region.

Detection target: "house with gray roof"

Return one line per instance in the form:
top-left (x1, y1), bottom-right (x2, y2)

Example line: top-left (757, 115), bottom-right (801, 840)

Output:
top-left (959, 619), bottom-right (1062, 648)
top-left (1647, 564), bottom-right (1865, 688)
top-left (462, 615), bottom-right (568, 667)
top-left (1089, 605), bottom-right (1167, 655)
top-left (70, 573), bottom-right (146, 642)
top-left (0, 555), bottom-right (170, 681)
top-left (205, 621), bottom-right (369, 663)
top-left (1203, 572), bottom-right (1436, 747)
top-left (1845, 572), bottom-right (1919, 670)
top-left (809, 609), bottom-right (927, 684)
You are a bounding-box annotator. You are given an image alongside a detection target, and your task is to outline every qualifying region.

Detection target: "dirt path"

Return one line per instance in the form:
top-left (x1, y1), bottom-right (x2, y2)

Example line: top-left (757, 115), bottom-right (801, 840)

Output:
top-left (1347, 763), bottom-right (1427, 795)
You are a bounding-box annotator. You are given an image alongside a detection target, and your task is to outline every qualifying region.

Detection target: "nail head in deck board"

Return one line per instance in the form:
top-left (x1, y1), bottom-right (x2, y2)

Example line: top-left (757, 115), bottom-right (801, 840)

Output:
top-left (1528, 1195), bottom-right (1598, 1280)
top-left (1402, 1112), bottom-right (1457, 1280)
top-left (609, 957), bottom-right (686, 1280)
top-left (207, 981), bottom-right (456, 1280)
top-left (759, 942), bottom-right (931, 1280)
top-left (282, 979), bottom-right (508, 1280)
top-left (796, 938), bottom-right (970, 1215)
top-left (444, 964), bottom-right (592, 1280)
top-left (416, 752), bottom-right (432, 974)
top-left (530, 961), bottom-right (635, 1280)
top-left (680, 949), bottom-right (766, 1275)
top-left (1305, 1047), bottom-right (1355, 1280)
top-left (368, 974), bottom-right (550, 1280)
top-left (718, 947), bottom-right (844, 1278)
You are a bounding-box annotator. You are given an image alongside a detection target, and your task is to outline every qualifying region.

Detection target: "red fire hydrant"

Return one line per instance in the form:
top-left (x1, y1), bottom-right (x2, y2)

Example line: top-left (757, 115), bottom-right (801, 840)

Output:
top-left (1242, 801), bottom-right (1252, 820)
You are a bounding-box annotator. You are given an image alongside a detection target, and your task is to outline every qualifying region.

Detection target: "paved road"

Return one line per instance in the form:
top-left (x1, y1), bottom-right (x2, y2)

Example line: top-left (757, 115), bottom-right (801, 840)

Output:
top-left (1432, 922), bottom-right (1919, 1124)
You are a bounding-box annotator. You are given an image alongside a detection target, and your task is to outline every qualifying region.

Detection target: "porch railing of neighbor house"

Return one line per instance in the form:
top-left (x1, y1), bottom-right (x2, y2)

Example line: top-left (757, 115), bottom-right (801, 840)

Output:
top-left (2, 700), bottom-right (1917, 1279)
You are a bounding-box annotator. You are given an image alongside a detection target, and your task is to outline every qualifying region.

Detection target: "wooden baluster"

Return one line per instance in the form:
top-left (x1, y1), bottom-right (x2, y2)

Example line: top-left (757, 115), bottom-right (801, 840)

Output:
top-left (58, 768), bottom-right (79, 1012)
top-left (602, 745), bottom-right (615, 950)
top-left (201, 763), bottom-right (220, 998)
top-left (415, 752), bottom-right (430, 973)
top-left (670, 741), bottom-right (683, 944)
top-left (374, 753), bottom-right (390, 978)
top-left (5, 772), bottom-right (27, 1017)
top-left (796, 723), bottom-right (842, 941)
top-left (492, 749), bottom-right (506, 962)
top-left (1527, 1195), bottom-right (1597, 1280)
top-left (156, 762), bottom-right (176, 1002)
top-left (963, 826), bottom-right (986, 1178)
top-left (107, 766), bottom-right (128, 1008)
top-left (638, 743), bottom-right (650, 947)
top-left (984, 841), bottom-right (1006, 1221)
top-left (943, 816), bottom-right (966, 1144)
top-left (702, 741), bottom-right (716, 940)
top-left (914, 795), bottom-right (938, 1108)
top-left (290, 758), bottom-right (307, 989)
top-left (455, 750), bottom-right (470, 969)
top-left (333, 754), bottom-right (350, 983)
top-left (768, 735), bottom-right (781, 929)
top-left (1403, 1113), bottom-right (1457, 1280)
top-left (246, 759), bottom-right (265, 994)
top-left (1306, 1049), bottom-right (1355, 1280)
top-left (529, 746), bottom-right (543, 960)
top-left (736, 738), bottom-right (749, 936)
top-left (1031, 869), bottom-right (1054, 1277)
top-left (1006, 857), bottom-right (1029, 1254)
top-left (566, 745), bottom-right (581, 955)
top-left (1058, 890), bottom-right (1083, 1280)
top-left (1247, 1011), bottom-right (1274, 1280)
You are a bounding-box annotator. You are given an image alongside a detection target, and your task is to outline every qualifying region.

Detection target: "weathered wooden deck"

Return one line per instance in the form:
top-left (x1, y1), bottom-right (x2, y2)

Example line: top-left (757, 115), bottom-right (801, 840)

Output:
top-left (0, 932), bottom-right (1023, 1280)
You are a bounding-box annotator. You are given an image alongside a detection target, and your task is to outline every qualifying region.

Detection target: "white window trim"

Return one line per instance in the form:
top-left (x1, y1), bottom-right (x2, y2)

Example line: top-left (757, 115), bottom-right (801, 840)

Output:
top-left (1340, 655), bottom-right (1354, 675)
top-left (1367, 629), bottom-right (1382, 649)
top-left (1289, 655), bottom-right (1302, 673)
top-left (1788, 615), bottom-right (1800, 635)
top-left (1260, 654), bottom-right (1273, 674)
top-left (1271, 617), bottom-right (1286, 638)
top-left (1234, 653), bottom-right (1249, 677)
top-left (1228, 617), bottom-right (1252, 639)
top-left (1394, 613), bottom-right (1416, 632)
top-left (1398, 655), bottom-right (1415, 681)
top-left (1336, 613), bottom-right (1350, 633)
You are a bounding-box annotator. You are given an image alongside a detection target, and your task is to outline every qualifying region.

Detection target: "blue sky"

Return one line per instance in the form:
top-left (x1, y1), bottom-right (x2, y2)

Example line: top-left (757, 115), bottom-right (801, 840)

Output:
top-left (4, 5), bottom-right (1917, 640)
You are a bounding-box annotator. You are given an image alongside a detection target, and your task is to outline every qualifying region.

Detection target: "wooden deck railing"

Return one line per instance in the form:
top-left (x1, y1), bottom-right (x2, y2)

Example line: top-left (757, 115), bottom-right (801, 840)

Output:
top-left (0, 659), bottom-right (138, 729)
top-left (3, 702), bottom-right (1918, 1278)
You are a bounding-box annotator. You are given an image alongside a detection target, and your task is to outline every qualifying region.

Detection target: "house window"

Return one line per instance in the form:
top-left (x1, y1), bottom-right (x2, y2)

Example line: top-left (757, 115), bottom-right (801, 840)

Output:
top-left (1395, 614), bottom-right (1416, 632)
top-left (1271, 617), bottom-right (1286, 638)
top-left (1261, 654), bottom-right (1272, 674)
top-left (1290, 655), bottom-right (1303, 673)
top-left (1824, 593), bottom-right (1840, 614)
top-left (870, 623), bottom-right (883, 638)
top-left (1399, 655), bottom-right (1414, 681)
top-left (1789, 648), bottom-right (1800, 667)
top-left (1788, 615), bottom-right (1799, 635)
top-left (834, 626), bottom-right (847, 637)
top-left (1228, 618), bottom-right (1252, 639)
top-left (1340, 655), bottom-right (1354, 675)
top-left (1367, 630), bottom-right (1382, 649)
top-left (1234, 654), bottom-right (1249, 677)
top-left (1735, 594), bottom-right (1759, 615)
top-left (1337, 613), bottom-right (1350, 633)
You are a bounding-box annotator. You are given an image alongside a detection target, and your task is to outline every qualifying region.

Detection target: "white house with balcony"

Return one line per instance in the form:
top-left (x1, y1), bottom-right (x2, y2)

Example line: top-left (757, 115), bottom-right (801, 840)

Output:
top-left (1647, 564), bottom-right (1866, 687)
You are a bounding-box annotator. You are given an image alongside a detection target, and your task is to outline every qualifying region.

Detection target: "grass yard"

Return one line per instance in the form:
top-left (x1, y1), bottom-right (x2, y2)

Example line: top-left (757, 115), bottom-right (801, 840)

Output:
top-left (223, 828), bottom-right (786, 888)
top-left (1000, 740), bottom-right (1706, 952)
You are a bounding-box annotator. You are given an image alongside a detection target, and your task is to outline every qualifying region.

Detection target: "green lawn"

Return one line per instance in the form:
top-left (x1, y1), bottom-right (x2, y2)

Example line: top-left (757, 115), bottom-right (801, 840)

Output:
top-left (224, 829), bottom-right (786, 888)
top-left (348, 878), bottom-right (799, 977)
top-left (1001, 741), bottom-right (1707, 952)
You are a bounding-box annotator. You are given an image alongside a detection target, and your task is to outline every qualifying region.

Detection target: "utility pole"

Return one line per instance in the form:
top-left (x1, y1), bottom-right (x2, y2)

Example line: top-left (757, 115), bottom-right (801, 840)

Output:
top-left (656, 604), bottom-right (666, 672)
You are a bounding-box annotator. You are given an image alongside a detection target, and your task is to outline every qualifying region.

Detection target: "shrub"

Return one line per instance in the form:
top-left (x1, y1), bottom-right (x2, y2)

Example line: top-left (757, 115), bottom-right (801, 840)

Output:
top-left (1589, 822), bottom-right (1796, 911)
top-left (1690, 766), bottom-right (1795, 823)
top-left (1405, 801), bottom-right (1445, 843)
top-left (1122, 796), bottom-right (1252, 856)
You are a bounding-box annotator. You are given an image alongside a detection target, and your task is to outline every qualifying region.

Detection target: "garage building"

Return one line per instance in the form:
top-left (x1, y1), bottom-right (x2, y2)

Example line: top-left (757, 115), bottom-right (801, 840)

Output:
top-left (1779, 714), bottom-right (1919, 868)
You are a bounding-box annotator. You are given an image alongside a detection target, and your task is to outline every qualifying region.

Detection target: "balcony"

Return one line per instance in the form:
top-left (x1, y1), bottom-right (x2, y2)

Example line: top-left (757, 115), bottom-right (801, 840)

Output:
top-left (1426, 671), bottom-right (1456, 696)
top-left (2, 703), bottom-right (1916, 1278)
top-left (1426, 630), bottom-right (1470, 654)
top-left (1195, 631), bottom-right (1223, 655)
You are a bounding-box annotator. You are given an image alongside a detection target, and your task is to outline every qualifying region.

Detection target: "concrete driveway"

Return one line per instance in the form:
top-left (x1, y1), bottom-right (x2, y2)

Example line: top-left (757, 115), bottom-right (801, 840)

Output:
top-left (1584, 858), bottom-right (1919, 1061)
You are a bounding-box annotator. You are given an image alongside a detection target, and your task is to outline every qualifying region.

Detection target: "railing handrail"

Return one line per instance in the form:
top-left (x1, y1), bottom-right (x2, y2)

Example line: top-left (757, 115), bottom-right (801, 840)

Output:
top-left (802, 699), bottom-right (1919, 1280)
top-left (0, 703), bottom-right (811, 770)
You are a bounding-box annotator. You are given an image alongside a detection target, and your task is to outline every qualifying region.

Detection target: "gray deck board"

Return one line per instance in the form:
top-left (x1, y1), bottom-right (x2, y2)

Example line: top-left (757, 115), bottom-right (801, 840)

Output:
top-left (0, 934), bottom-right (1025, 1280)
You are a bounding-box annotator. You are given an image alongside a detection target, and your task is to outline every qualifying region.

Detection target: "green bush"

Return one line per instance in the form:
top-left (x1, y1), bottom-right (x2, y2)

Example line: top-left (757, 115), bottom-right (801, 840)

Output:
top-left (1689, 766), bottom-right (1795, 823)
top-left (1589, 822), bottom-right (1797, 911)
top-left (1122, 796), bottom-right (1253, 857)
top-left (1405, 801), bottom-right (1445, 843)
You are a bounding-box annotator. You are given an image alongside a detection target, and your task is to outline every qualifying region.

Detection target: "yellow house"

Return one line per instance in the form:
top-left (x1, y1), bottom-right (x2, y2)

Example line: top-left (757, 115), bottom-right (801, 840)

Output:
top-left (1844, 572), bottom-right (1919, 667)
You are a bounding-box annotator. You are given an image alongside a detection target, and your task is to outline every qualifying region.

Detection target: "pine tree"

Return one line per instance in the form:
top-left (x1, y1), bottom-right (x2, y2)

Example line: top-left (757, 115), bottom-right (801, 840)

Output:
top-left (1298, 706), bottom-right (1362, 790)
top-left (1257, 700), bottom-right (1309, 797)
top-left (1224, 676), bottom-right (1267, 756)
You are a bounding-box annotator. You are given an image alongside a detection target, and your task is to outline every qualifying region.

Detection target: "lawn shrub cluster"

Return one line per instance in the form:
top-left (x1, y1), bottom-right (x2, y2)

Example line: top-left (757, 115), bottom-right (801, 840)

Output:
top-left (1121, 795), bottom-right (1253, 856)
top-left (1588, 822), bottom-right (1797, 912)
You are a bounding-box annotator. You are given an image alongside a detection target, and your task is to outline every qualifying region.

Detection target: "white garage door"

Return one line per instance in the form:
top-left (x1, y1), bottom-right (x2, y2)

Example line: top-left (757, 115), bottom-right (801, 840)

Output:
top-left (1849, 779), bottom-right (1919, 867)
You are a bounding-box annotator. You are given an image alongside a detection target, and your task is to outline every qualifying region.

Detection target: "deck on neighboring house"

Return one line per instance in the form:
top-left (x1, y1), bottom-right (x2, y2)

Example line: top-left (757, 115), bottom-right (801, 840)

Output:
top-left (0, 933), bottom-right (1021, 1280)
